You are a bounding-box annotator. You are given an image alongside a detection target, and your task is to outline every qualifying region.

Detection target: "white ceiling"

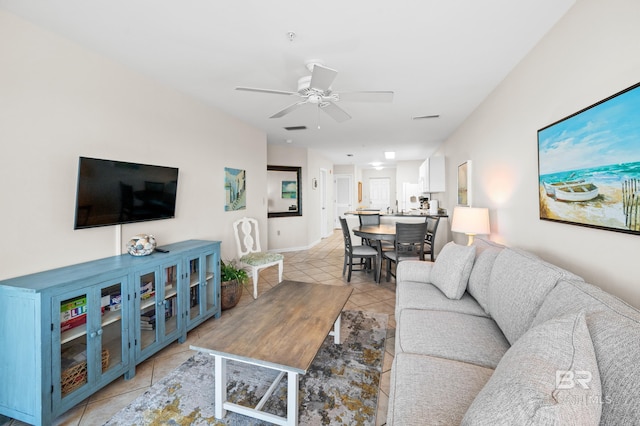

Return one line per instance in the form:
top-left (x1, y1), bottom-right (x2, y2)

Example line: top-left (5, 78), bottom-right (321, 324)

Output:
top-left (1, 0), bottom-right (575, 168)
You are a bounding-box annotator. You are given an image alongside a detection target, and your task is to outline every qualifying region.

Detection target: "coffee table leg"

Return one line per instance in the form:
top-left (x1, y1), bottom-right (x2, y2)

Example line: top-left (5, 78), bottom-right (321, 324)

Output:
top-left (333, 314), bottom-right (341, 344)
top-left (214, 355), bottom-right (227, 419)
top-left (287, 371), bottom-right (299, 426)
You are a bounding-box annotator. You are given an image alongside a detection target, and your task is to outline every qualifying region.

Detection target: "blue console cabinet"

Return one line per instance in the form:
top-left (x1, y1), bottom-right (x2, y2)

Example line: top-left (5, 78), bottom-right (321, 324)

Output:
top-left (0, 239), bottom-right (220, 426)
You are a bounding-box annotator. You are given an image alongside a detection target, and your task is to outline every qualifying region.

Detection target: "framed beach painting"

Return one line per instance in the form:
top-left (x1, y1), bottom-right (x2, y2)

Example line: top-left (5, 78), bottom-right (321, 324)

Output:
top-left (538, 81), bottom-right (640, 235)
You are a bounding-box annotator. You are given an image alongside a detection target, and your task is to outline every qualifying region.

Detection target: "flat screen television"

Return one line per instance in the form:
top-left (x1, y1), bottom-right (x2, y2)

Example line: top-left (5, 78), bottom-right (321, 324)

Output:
top-left (74, 156), bottom-right (179, 229)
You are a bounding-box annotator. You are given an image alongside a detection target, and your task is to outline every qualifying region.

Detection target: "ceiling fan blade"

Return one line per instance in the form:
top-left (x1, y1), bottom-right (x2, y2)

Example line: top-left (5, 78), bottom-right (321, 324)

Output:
top-left (412, 114), bottom-right (440, 120)
top-left (236, 86), bottom-right (297, 96)
top-left (309, 64), bottom-right (338, 92)
top-left (270, 101), bottom-right (307, 119)
top-left (337, 91), bottom-right (394, 102)
top-left (320, 101), bottom-right (351, 123)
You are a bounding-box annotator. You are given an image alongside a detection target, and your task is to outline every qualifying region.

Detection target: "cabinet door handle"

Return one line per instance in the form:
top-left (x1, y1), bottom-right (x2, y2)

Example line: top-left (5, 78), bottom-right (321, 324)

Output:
top-left (90, 332), bottom-right (97, 338)
top-left (97, 329), bottom-right (103, 336)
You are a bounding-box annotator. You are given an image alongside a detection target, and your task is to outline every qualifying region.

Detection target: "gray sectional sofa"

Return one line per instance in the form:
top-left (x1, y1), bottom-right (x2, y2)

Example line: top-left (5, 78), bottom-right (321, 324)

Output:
top-left (387, 239), bottom-right (640, 425)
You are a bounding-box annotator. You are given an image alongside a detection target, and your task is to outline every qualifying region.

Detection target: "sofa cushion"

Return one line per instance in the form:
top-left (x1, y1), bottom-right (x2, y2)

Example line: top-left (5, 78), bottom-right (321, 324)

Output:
top-left (430, 242), bottom-right (475, 299)
top-left (396, 309), bottom-right (510, 368)
top-left (467, 246), bottom-right (501, 315)
top-left (532, 279), bottom-right (640, 425)
top-left (396, 281), bottom-right (489, 319)
top-left (462, 311), bottom-right (602, 425)
top-left (487, 247), bottom-right (582, 344)
top-left (388, 353), bottom-right (493, 426)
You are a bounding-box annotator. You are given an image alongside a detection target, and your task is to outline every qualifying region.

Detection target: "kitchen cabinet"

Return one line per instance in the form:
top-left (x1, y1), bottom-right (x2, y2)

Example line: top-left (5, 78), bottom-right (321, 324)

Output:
top-left (419, 156), bottom-right (446, 193)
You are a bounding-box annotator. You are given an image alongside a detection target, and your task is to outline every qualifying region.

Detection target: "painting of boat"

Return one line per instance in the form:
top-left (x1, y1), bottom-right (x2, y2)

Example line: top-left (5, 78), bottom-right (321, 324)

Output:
top-left (543, 179), bottom-right (585, 197)
top-left (544, 180), bottom-right (599, 201)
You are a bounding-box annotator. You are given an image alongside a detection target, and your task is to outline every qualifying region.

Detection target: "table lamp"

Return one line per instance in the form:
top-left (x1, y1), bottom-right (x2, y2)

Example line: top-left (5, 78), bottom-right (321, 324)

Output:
top-left (451, 206), bottom-right (490, 245)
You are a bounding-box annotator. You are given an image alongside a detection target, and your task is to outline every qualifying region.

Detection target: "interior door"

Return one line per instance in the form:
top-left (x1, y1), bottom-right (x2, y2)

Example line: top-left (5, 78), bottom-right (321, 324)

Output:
top-left (320, 168), bottom-right (328, 237)
top-left (334, 174), bottom-right (353, 228)
top-left (369, 177), bottom-right (391, 211)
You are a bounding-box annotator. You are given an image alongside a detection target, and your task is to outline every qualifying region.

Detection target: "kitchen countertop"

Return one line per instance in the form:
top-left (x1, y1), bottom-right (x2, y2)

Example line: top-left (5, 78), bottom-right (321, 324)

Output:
top-left (344, 210), bottom-right (448, 217)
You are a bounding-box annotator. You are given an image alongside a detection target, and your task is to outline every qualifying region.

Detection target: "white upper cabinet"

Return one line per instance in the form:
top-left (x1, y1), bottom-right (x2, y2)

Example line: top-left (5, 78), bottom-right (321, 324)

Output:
top-left (419, 156), bottom-right (445, 193)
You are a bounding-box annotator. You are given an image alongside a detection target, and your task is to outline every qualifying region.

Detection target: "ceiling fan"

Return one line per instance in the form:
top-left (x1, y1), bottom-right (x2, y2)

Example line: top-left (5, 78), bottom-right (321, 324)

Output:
top-left (235, 61), bottom-right (393, 123)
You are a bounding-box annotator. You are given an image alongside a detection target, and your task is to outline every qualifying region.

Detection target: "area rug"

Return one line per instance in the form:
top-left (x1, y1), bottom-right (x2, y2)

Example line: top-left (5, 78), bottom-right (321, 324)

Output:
top-left (105, 310), bottom-right (388, 425)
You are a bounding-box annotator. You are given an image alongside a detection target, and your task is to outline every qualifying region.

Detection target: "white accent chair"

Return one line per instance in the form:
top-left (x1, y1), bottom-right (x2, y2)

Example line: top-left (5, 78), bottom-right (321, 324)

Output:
top-left (232, 217), bottom-right (284, 299)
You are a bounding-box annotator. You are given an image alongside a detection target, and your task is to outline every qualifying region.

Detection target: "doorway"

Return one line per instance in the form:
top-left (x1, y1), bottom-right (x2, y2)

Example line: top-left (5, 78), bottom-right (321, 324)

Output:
top-left (334, 174), bottom-right (353, 228)
top-left (369, 178), bottom-right (390, 211)
top-left (320, 168), bottom-right (329, 237)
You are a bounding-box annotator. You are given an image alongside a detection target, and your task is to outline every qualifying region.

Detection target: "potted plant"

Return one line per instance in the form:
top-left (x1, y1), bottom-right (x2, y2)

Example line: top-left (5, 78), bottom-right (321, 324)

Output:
top-left (220, 260), bottom-right (248, 310)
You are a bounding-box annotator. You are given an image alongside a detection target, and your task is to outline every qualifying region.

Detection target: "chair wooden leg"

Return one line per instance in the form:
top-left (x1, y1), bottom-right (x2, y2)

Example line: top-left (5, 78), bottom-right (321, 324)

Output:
top-left (343, 255), bottom-right (348, 276)
top-left (252, 268), bottom-right (259, 299)
top-left (347, 256), bottom-right (353, 282)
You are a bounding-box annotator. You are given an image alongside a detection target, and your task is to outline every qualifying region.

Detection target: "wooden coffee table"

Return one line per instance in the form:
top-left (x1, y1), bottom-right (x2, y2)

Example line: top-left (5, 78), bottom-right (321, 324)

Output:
top-left (190, 280), bottom-right (353, 426)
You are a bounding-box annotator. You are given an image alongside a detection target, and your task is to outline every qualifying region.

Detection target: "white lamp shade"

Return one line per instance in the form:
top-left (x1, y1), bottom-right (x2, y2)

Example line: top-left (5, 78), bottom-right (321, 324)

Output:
top-left (451, 207), bottom-right (490, 236)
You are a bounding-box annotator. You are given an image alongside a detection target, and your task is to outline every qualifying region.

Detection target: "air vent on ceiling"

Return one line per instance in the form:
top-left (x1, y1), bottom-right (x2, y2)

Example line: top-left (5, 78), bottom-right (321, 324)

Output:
top-left (284, 126), bottom-right (307, 131)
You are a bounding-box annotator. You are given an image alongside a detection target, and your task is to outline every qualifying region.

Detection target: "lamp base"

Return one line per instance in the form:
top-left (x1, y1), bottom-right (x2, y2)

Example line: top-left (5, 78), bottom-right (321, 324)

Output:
top-left (466, 234), bottom-right (476, 246)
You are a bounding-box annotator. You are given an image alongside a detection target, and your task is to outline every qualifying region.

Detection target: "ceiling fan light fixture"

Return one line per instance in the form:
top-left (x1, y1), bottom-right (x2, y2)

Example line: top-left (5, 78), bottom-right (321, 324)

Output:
top-left (308, 93), bottom-right (321, 104)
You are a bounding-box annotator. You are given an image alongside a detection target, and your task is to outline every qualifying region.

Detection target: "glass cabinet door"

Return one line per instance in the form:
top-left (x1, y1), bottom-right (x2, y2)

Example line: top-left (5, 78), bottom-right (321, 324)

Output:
top-left (187, 256), bottom-right (201, 323)
top-left (161, 261), bottom-right (180, 339)
top-left (137, 269), bottom-right (159, 353)
top-left (55, 277), bottom-right (126, 403)
top-left (58, 290), bottom-right (90, 399)
top-left (98, 281), bottom-right (125, 379)
top-left (186, 251), bottom-right (219, 328)
top-left (203, 251), bottom-right (218, 314)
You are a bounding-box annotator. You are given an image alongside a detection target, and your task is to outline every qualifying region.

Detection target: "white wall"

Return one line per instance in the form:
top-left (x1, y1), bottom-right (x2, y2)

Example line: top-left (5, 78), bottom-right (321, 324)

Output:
top-left (306, 148), bottom-right (335, 241)
top-left (0, 10), bottom-right (267, 278)
top-left (436, 0), bottom-right (640, 307)
top-left (266, 144), bottom-right (334, 250)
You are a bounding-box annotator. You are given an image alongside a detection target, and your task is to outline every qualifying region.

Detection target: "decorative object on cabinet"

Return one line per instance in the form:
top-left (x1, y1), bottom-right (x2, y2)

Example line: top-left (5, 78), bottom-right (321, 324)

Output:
top-left (267, 165), bottom-right (302, 217)
top-left (457, 160), bottom-right (471, 206)
top-left (538, 81), bottom-right (640, 235)
top-left (224, 167), bottom-right (246, 211)
top-left (126, 234), bottom-right (157, 256)
top-left (0, 239), bottom-right (220, 426)
top-left (451, 206), bottom-right (490, 245)
top-left (220, 260), bottom-right (248, 310)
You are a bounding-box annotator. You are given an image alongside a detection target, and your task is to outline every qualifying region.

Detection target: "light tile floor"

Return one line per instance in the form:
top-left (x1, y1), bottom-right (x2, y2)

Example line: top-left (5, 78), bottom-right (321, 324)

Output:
top-left (1, 231), bottom-right (396, 426)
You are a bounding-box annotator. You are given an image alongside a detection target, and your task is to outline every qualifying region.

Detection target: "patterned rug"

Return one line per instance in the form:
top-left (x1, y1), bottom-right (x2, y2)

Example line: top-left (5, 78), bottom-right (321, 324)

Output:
top-left (105, 310), bottom-right (388, 425)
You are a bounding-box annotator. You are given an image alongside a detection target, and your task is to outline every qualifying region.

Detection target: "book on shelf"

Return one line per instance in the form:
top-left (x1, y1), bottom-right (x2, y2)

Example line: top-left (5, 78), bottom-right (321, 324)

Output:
top-left (140, 281), bottom-right (155, 300)
top-left (61, 314), bottom-right (87, 332)
top-left (60, 295), bottom-right (87, 322)
top-left (165, 265), bottom-right (176, 285)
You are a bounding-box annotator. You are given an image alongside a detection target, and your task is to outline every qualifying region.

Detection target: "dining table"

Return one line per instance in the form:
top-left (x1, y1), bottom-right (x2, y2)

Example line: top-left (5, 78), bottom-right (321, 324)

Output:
top-left (353, 224), bottom-right (397, 283)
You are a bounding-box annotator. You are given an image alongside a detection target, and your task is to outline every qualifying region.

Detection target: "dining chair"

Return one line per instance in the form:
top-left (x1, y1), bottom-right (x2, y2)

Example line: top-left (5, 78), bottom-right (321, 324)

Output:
top-left (383, 221), bottom-right (427, 281)
top-left (358, 213), bottom-right (381, 246)
top-left (232, 217), bottom-right (284, 299)
top-left (339, 217), bottom-right (379, 282)
top-left (424, 216), bottom-right (441, 261)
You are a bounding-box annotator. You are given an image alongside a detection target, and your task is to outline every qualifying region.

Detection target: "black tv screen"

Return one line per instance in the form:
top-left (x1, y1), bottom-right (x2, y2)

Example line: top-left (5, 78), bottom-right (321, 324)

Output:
top-left (74, 157), bottom-right (179, 229)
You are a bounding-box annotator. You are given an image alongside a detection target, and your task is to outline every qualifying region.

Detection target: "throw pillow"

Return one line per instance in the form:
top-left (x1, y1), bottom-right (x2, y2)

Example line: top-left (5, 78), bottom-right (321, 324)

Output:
top-left (461, 311), bottom-right (602, 426)
top-left (430, 242), bottom-right (475, 299)
top-left (467, 246), bottom-right (501, 314)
